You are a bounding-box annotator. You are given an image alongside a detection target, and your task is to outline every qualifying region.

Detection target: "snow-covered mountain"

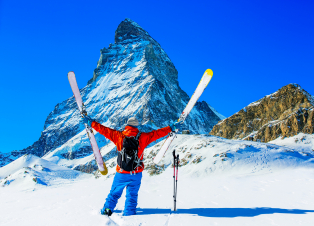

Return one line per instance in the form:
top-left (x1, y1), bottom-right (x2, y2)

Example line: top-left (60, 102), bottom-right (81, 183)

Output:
top-left (1, 18), bottom-right (224, 167)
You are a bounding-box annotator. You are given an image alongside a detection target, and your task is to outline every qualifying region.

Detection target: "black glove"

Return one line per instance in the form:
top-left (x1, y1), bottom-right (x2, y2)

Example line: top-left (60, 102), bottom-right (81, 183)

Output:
top-left (81, 114), bottom-right (94, 127)
top-left (170, 121), bottom-right (183, 132)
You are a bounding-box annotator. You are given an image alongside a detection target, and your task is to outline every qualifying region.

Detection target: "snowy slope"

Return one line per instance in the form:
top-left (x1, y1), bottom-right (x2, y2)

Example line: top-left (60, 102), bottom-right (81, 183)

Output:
top-left (269, 133), bottom-right (314, 152)
top-left (0, 168), bottom-right (314, 225)
top-left (48, 134), bottom-right (314, 178)
top-left (7, 133), bottom-right (314, 185)
top-left (43, 140), bottom-right (117, 171)
top-left (0, 154), bottom-right (87, 190)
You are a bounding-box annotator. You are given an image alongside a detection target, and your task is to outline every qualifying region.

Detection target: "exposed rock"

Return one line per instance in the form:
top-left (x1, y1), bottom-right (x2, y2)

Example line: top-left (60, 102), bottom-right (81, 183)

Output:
top-left (210, 84), bottom-right (314, 142)
top-left (0, 153), bottom-right (16, 168)
top-left (72, 146), bottom-right (118, 174)
top-left (73, 162), bottom-right (98, 174)
top-left (114, 18), bottom-right (158, 44)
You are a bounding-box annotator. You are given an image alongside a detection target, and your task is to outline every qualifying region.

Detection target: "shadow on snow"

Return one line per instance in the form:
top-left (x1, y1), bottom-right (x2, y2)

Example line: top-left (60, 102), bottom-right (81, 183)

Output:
top-left (131, 207), bottom-right (314, 218)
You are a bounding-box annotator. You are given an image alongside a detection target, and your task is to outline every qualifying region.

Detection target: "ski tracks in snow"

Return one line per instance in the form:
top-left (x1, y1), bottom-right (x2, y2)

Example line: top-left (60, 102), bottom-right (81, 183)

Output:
top-left (105, 216), bottom-right (119, 226)
top-left (163, 213), bottom-right (172, 226)
top-left (105, 213), bottom-right (145, 226)
top-left (105, 213), bottom-right (124, 226)
top-left (90, 207), bottom-right (121, 226)
top-left (164, 212), bottom-right (179, 226)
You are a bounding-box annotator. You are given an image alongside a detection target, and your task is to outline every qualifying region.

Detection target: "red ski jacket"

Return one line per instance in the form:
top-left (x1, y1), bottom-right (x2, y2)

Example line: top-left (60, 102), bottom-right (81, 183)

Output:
top-left (91, 122), bottom-right (172, 174)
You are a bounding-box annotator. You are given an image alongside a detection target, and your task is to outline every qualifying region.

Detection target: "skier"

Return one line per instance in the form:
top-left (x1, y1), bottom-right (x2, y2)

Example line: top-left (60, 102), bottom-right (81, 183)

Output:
top-left (81, 115), bottom-right (182, 216)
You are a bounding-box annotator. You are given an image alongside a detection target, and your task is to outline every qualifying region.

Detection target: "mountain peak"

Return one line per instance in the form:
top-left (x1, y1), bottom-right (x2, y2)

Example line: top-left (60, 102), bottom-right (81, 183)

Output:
top-left (115, 18), bottom-right (154, 43)
top-left (1, 18), bottom-right (224, 170)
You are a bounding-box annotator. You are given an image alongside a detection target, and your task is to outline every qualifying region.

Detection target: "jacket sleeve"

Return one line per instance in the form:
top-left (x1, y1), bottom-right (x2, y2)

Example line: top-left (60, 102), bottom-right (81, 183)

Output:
top-left (140, 126), bottom-right (172, 149)
top-left (91, 121), bottom-right (123, 147)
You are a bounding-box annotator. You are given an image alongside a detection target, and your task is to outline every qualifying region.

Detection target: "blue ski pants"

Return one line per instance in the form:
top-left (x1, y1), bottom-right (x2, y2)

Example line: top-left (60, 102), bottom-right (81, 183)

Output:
top-left (103, 172), bottom-right (142, 216)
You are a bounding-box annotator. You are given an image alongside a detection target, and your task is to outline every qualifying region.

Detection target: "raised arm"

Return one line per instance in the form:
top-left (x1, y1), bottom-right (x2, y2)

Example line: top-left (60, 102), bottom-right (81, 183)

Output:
top-left (140, 126), bottom-right (172, 148)
top-left (91, 121), bottom-right (123, 146)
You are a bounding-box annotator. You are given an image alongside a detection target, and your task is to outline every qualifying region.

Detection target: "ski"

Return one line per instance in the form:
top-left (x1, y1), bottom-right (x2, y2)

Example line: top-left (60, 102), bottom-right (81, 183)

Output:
top-left (68, 71), bottom-right (108, 175)
top-left (153, 69), bottom-right (213, 164)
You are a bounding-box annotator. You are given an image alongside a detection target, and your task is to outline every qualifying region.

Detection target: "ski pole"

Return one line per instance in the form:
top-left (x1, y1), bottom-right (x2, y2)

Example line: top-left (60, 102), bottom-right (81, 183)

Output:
top-left (175, 154), bottom-right (179, 211)
top-left (173, 150), bottom-right (176, 211)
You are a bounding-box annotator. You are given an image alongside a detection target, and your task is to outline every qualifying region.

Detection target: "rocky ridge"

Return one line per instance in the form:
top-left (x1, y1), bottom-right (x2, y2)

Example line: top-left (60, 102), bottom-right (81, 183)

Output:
top-left (210, 84), bottom-right (314, 142)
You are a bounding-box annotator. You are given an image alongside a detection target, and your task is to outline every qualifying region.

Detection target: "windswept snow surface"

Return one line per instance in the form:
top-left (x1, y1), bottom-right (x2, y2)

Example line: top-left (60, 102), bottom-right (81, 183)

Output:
top-left (0, 154), bottom-right (87, 189)
top-left (269, 133), bottom-right (314, 152)
top-left (145, 135), bottom-right (314, 176)
top-left (1, 135), bottom-right (314, 225)
top-left (1, 169), bottom-right (314, 226)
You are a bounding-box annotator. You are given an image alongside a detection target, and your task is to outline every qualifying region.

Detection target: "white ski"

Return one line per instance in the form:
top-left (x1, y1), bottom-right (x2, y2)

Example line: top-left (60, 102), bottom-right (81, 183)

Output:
top-left (68, 71), bottom-right (108, 175)
top-left (153, 69), bottom-right (213, 164)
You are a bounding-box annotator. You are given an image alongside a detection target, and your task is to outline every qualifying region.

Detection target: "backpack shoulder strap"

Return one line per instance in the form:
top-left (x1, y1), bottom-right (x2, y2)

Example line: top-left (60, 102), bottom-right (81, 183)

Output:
top-left (135, 132), bottom-right (141, 141)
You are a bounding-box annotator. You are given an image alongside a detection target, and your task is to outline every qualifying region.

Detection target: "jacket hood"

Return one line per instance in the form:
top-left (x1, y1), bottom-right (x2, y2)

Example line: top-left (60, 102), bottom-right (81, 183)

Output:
top-left (122, 125), bottom-right (139, 137)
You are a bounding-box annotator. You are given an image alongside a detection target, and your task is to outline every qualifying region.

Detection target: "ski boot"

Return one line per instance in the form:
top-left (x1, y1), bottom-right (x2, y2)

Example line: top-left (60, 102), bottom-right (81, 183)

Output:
top-left (101, 207), bottom-right (112, 216)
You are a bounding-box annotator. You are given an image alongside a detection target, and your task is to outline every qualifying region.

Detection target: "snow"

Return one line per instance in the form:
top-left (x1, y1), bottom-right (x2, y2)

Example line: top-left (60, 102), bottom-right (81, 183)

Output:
top-left (269, 133), bottom-right (314, 153)
top-left (247, 100), bottom-right (262, 107)
top-left (147, 135), bottom-right (314, 177)
top-left (0, 167), bottom-right (314, 225)
top-left (0, 154), bottom-right (86, 189)
top-left (1, 134), bottom-right (314, 225)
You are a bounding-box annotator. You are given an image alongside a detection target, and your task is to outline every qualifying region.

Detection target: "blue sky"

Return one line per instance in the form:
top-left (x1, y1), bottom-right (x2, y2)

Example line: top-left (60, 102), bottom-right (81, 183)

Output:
top-left (0, 0), bottom-right (313, 153)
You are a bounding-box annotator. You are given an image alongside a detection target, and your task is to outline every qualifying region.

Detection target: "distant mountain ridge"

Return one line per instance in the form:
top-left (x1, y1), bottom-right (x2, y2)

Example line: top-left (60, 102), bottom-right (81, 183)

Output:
top-left (0, 18), bottom-right (224, 168)
top-left (210, 84), bottom-right (314, 142)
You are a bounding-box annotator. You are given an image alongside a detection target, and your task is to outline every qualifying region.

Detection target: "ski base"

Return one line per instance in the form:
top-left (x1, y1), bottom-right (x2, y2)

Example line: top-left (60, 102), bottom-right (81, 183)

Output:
top-left (153, 69), bottom-right (213, 164)
top-left (68, 71), bottom-right (108, 175)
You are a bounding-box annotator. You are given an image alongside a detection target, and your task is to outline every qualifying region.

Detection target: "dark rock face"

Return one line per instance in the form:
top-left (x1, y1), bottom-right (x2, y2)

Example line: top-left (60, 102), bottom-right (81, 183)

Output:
top-left (115, 18), bottom-right (158, 44)
top-left (73, 147), bottom-right (118, 174)
top-left (210, 84), bottom-right (314, 142)
top-left (0, 153), bottom-right (16, 167)
top-left (1, 18), bottom-right (224, 168)
top-left (60, 146), bottom-right (93, 160)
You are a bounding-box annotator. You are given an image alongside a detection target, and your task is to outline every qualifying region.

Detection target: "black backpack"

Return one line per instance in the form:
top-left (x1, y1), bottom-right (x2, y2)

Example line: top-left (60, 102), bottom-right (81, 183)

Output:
top-left (117, 132), bottom-right (142, 172)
